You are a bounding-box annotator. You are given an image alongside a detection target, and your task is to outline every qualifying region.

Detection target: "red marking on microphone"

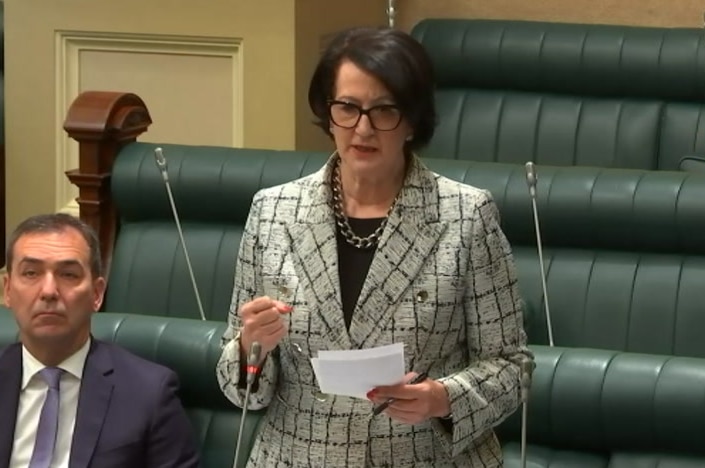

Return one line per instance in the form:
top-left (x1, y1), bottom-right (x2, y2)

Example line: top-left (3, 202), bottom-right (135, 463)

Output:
top-left (246, 365), bottom-right (260, 374)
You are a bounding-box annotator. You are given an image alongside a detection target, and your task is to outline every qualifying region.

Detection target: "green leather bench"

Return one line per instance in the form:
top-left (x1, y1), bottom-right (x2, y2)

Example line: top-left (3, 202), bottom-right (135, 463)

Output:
top-left (59, 140), bottom-right (705, 466)
top-left (106, 143), bottom-right (705, 356)
top-left (411, 19), bottom-right (705, 170)
top-left (4, 306), bottom-right (705, 467)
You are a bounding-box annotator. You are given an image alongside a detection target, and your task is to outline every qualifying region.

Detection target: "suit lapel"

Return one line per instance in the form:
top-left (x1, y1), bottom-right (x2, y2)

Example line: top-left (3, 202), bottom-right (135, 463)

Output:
top-left (0, 344), bottom-right (22, 468)
top-left (348, 159), bottom-right (447, 349)
top-left (287, 159), bottom-right (352, 350)
top-left (69, 340), bottom-right (114, 468)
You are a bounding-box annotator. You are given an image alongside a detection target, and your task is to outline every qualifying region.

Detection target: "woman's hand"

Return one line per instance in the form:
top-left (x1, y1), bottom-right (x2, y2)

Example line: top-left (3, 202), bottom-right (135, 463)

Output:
top-left (239, 296), bottom-right (292, 361)
top-left (368, 372), bottom-right (451, 425)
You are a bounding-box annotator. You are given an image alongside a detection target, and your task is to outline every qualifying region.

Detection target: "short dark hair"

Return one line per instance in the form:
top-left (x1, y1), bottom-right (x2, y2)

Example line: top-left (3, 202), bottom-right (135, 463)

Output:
top-left (6, 213), bottom-right (102, 278)
top-left (308, 27), bottom-right (437, 152)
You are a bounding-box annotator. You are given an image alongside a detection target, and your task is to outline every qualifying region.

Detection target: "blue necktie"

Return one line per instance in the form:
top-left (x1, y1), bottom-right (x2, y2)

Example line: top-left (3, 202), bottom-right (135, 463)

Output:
top-left (29, 367), bottom-right (64, 468)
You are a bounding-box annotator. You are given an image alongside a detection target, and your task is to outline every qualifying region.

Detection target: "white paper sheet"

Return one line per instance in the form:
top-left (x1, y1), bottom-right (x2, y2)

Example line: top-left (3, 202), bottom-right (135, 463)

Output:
top-left (311, 342), bottom-right (405, 399)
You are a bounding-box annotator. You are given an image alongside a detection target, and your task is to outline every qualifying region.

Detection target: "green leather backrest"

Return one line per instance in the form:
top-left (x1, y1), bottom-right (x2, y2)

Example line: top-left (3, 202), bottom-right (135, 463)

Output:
top-left (498, 345), bottom-right (705, 456)
top-left (513, 247), bottom-right (705, 356)
top-left (3, 310), bottom-right (704, 458)
top-left (106, 143), bottom-right (328, 320)
top-left (108, 143), bottom-right (705, 358)
top-left (423, 160), bottom-right (705, 253)
top-left (0, 310), bottom-right (262, 468)
top-left (0, 308), bottom-right (16, 345)
top-left (410, 19), bottom-right (705, 170)
top-left (425, 160), bottom-right (705, 356)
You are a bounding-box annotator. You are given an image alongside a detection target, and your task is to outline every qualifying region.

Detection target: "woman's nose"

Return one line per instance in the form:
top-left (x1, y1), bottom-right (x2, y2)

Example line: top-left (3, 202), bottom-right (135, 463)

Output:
top-left (354, 113), bottom-right (375, 136)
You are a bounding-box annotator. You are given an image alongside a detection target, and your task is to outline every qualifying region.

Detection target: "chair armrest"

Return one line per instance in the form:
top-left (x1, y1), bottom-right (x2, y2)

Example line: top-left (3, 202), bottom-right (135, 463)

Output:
top-left (679, 156), bottom-right (705, 172)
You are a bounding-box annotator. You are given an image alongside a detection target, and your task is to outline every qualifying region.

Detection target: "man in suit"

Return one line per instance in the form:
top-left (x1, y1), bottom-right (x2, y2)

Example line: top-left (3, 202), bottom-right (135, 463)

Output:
top-left (0, 213), bottom-right (200, 468)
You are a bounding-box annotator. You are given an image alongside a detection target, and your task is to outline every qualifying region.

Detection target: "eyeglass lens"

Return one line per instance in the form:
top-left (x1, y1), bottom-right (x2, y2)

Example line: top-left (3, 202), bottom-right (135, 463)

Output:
top-left (329, 101), bottom-right (402, 131)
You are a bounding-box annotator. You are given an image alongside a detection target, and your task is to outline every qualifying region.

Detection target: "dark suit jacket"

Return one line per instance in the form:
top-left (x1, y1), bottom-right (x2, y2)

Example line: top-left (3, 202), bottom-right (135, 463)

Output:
top-left (0, 339), bottom-right (201, 468)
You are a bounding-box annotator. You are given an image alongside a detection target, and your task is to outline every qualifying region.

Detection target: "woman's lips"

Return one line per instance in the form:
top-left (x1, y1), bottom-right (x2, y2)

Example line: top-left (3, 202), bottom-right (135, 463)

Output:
top-left (351, 144), bottom-right (377, 154)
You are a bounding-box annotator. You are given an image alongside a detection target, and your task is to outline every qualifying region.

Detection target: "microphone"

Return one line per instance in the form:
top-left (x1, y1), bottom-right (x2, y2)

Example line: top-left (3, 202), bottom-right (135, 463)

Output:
top-left (234, 341), bottom-right (262, 468)
top-left (245, 341), bottom-right (262, 386)
top-left (519, 357), bottom-right (535, 468)
top-left (153, 147), bottom-right (207, 322)
top-left (524, 162), bottom-right (555, 347)
top-left (525, 161), bottom-right (537, 198)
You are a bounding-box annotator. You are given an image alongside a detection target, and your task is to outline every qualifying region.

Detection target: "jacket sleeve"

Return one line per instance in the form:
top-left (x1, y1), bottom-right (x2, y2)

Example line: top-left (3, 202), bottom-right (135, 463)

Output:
top-left (216, 192), bottom-right (279, 410)
top-left (432, 190), bottom-right (533, 459)
top-left (146, 371), bottom-right (202, 467)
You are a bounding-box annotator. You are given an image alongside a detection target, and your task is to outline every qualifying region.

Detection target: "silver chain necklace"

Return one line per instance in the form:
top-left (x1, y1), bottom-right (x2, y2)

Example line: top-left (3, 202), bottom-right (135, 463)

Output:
top-left (331, 158), bottom-right (399, 250)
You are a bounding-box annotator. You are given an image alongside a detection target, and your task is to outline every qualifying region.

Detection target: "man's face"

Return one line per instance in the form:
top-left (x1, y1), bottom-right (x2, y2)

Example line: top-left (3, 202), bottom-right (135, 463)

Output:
top-left (4, 228), bottom-right (105, 347)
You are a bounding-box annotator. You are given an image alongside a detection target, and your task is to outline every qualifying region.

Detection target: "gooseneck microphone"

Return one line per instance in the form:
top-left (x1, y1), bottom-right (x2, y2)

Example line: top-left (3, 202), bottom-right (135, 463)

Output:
top-left (234, 341), bottom-right (262, 468)
top-left (519, 357), bottom-right (536, 468)
top-left (245, 341), bottom-right (262, 386)
top-left (524, 162), bottom-right (555, 347)
top-left (153, 147), bottom-right (206, 322)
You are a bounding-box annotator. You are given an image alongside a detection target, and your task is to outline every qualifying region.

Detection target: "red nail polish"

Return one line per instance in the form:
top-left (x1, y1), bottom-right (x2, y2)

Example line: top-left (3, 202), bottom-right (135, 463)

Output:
top-left (366, 390), bottom-right (377, 400)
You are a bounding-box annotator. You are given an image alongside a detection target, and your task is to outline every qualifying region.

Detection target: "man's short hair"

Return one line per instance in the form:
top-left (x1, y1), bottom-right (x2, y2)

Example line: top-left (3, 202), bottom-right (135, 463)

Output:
top-left (6, 213), bottom-right (102, 278)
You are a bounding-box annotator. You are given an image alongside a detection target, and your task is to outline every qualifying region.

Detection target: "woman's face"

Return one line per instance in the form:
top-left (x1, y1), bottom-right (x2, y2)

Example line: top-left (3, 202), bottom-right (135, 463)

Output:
top-left (329, 60), bottom-right (412, 178)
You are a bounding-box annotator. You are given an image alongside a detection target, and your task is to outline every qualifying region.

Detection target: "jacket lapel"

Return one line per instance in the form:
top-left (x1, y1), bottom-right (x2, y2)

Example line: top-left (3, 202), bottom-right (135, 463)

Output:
top-left (0, 344), bottom-right (22, 468)
top-left (348, 159), bottom-right (447, 349)
top-left (69, 339), bottom-right (114, 468)
top-left (286, 159), bottom-right (352, 350)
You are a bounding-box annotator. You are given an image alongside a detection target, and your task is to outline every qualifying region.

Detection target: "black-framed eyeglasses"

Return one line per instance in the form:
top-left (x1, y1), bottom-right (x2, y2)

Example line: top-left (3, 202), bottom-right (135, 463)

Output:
top-left (327, 100), bottom-right (403, 131)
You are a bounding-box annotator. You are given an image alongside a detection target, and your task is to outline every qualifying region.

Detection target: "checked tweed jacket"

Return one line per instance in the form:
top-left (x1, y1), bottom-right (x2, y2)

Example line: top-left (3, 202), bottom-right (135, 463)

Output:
top-left (217, 155), bottom-right (530, 467)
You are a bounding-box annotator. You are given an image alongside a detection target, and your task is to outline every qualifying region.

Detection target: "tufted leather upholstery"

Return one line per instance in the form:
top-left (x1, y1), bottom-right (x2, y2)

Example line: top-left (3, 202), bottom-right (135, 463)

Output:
top-left (105, 143), bottom-right (328, 320)
top-left (500, 346), bottom-right (705, 466)
top-left (410, 19), bottom-right (705, 170)
top-left (3, 309), bottom-right (705, 466)
top-left (109, 143), bottom-right (705, 360)
top-left (100, 142), bottom-right (705, 465)
top-left (425, 161), bottom-right (705, 356)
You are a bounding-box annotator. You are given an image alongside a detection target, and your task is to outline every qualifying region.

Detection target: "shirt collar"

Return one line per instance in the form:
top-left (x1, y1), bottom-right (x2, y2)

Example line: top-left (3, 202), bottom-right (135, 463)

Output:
top-left (21, 337), bottom-right (92, 390)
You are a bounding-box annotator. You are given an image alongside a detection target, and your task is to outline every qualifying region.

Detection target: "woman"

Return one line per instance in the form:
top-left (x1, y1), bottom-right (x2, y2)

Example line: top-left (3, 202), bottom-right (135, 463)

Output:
top-left (217, 26), bottom-right (531, 467)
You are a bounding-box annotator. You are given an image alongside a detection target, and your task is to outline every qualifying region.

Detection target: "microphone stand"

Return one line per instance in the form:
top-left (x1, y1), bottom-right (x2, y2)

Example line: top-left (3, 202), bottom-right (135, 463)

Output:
top-left (519, 358), bottom-right (535, 468)
top-left (386, 0), bottom-right (396, 28)
top-left (524, 162), bottom-right (555, 347)
top-left (153, 147), bottom-right (207, 321)
top-left (521, 162), bottom-right (552, 468)
top-left (234, 341), bottom-right (262, 468)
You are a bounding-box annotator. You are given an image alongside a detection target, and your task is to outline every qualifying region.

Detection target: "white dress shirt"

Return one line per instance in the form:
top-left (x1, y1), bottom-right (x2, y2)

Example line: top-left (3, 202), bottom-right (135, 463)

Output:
top-left (9, 338), bottom-right (91, 468)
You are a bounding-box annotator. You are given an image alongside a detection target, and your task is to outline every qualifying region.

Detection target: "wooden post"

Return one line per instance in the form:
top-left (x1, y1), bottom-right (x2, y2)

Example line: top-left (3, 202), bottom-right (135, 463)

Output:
top-left (63, 91), bottom-right (152, 278)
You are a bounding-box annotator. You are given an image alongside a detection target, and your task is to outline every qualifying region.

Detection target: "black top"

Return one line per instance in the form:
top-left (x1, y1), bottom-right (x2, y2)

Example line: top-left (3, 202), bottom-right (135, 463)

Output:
top-left (336, 218), bottom-right (454, 427)
top-left (246, 217), bottom-right (454, 426)
top-left (336, 217), bottom-right (385, 330)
